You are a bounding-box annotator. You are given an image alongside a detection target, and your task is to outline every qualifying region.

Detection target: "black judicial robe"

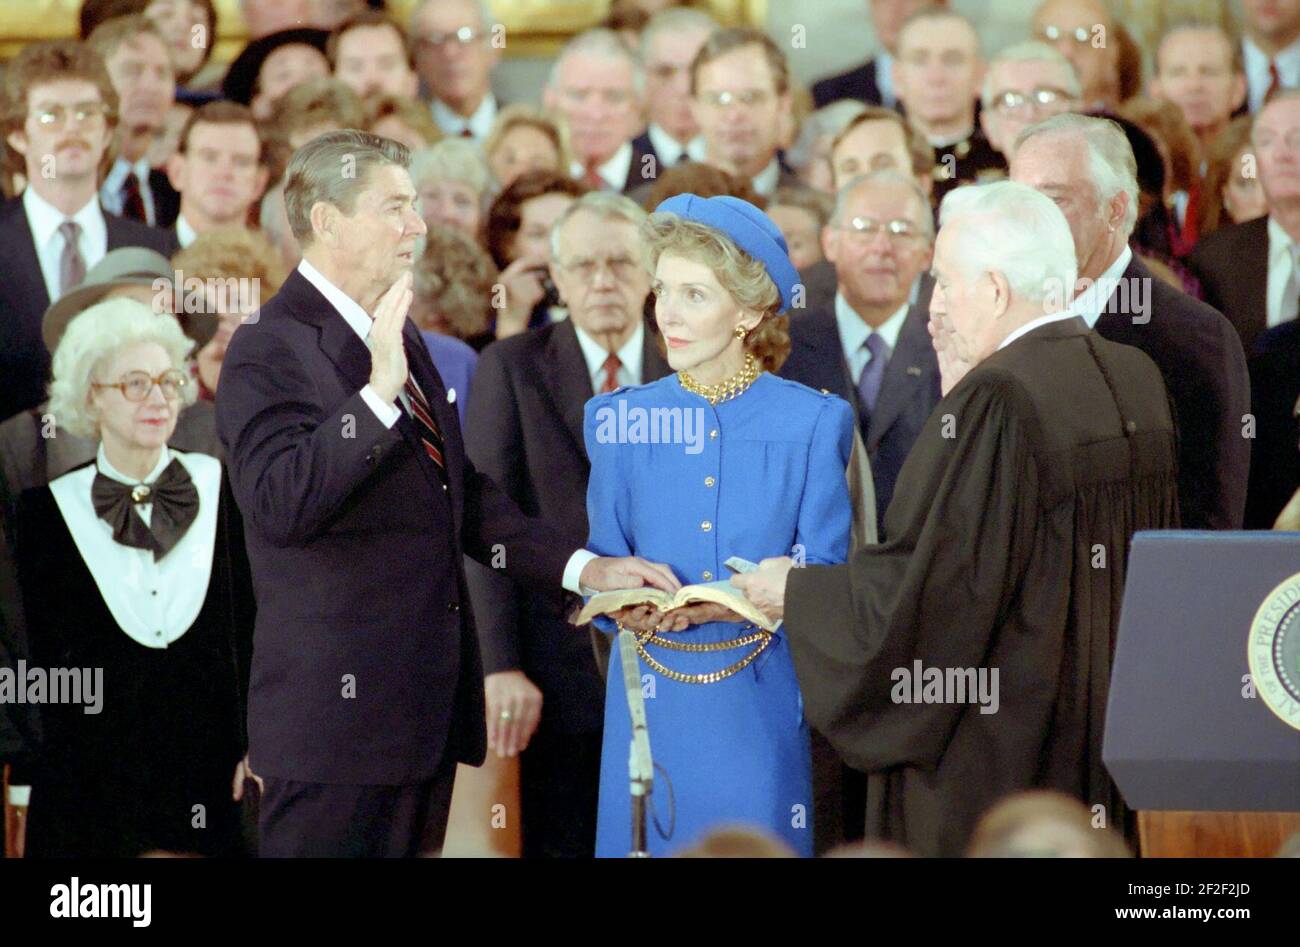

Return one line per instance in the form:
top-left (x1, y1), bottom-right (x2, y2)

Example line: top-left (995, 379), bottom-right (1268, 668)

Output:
top-left (783, 318), bottom-right (1179, 856)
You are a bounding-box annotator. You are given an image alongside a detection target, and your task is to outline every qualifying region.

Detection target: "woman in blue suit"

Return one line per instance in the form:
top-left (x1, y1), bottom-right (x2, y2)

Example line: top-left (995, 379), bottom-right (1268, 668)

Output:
top-left (583, 194), bottom-right (854, 857)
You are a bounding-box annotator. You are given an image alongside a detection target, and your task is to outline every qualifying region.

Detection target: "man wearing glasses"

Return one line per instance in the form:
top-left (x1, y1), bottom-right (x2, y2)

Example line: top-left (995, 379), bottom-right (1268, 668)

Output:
top-left (690, 28), bottom-right (802, 199)
top-left (0, 40), bottom-right (176, 425)
top-left (1031, 0), bottom-right (1119, 110)
top-left (980, 42), bottom-right (1081, 160)
top-left (893, 6), bottom-right (1004, 202)
top-left (410, 0), bottom-right (503, 141)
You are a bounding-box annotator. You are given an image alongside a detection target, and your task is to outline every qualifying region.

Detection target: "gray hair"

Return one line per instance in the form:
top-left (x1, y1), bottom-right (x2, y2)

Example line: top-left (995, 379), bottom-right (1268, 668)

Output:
top-left (639, 7), bottom-right (718, 62)
top-left (938, 179), bottom-right (1077, 306)
top-left (409, 0), bottom-right (494, 35)
top-left (409, 137), bottom-right (490, 197)
top-left (49, 298), bottom-right (196, 439)
top-left (283, 129), bottom-right (410, 244)
top-left (786, 99), bottom-right (870, 173)
top-left (981, 41), bottom-right (1082, 109)
top-left (1015, 113), bottom-right (1140, 237)
top-left (832, 169), bottom-right (936, 240)
top-left (550, 190), bottom-right (647, 259)
top-left (549, 27), bottom-right (645, 98)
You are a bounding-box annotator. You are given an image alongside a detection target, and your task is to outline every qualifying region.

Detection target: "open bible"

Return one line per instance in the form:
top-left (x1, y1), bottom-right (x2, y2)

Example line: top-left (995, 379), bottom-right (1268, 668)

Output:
top-left (573, 580), bottom-right (777, 632)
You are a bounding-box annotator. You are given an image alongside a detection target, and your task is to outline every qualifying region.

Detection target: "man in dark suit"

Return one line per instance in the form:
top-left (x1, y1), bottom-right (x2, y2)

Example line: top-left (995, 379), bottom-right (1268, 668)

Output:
top-left (778, 170), bottom-right (940, 854)
top-left (781, 170), bottom-right (940, 530)
top-left (811, 0), bottom-right (935, 109)
top-left (1245, 321), bottom-right (1300, 528)
top-left (214, 131), bottom-right (673, 857)
top-left (88, 15), bottom-right (181, 229)
top-left (544, 28), bottom-right (656, 194)
top-left (1014, 113), bottom-right (1251, 530)
top-left (464, 192), bottom-right (671, 857)
top-left (1188, 94), bottom-right (1300, 351)
top-left (0, 39), bottom-right (177, 423)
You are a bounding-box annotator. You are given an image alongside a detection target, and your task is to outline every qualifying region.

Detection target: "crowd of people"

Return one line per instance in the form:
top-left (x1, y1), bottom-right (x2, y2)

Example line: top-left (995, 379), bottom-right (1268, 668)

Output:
top-left (0, 0), bottom-right (1297, 860)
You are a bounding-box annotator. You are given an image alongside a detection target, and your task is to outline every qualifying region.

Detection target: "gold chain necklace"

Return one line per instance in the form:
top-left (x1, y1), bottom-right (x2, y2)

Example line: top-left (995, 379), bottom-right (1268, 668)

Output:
top-left (678, 354), bottom-right (761, 405)
top-left (617, 621), bottom-right (775, 685)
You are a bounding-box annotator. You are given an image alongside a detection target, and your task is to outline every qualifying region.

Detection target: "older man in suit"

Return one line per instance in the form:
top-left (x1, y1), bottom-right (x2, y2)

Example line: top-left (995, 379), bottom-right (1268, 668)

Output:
top-left (215, 131), bottom-right (676, 858)
top-left (0, 40), bottom-right (177, 424)
top-left (464, 192), bottom-right (671, 858)
top-left (782, 171), bottom-right (941, 531)
top-left (1013, 113), bottom-right (1251, 531)
top-left (811, 0), bottom-right (936, 109)
top-left (1189, 91), bottom-right (1300, 351)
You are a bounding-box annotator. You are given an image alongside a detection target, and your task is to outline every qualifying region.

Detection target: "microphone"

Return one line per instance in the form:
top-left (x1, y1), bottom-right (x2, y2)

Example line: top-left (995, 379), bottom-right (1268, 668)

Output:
top-left (618, 629), bottom-right (653, 784)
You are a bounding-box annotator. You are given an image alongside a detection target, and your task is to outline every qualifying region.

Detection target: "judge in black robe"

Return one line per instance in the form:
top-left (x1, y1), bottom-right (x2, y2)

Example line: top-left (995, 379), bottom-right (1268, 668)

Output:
top-left (733, 183), bottom-right (1180, 856)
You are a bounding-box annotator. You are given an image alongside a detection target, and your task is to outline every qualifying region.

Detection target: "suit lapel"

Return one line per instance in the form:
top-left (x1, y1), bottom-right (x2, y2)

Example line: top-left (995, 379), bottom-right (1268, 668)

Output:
top-left (538, 320), bottom-right (594, 456)
top-left (866, 282), bottom-right (935, 451)
top-left (2, 199), bottom-right (51, 322)
top-left (642, 318), bottom-right (671, 382)
top-left (799, 308), bottom-right (857, 405)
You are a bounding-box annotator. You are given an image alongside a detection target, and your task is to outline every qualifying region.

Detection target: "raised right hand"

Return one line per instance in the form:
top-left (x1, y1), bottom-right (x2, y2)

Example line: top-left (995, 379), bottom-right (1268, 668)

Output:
top-left (368, 271), bottom-right (414, 404)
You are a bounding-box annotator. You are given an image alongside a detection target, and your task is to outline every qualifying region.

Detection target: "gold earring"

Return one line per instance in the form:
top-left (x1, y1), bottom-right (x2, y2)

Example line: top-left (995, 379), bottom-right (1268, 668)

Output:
top-left (734, 324), bottom-right (748, 339)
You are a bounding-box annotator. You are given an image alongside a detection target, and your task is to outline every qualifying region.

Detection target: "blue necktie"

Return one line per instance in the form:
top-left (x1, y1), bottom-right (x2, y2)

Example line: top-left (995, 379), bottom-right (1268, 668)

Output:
top-left (857, 332), bottom-right (888, 416)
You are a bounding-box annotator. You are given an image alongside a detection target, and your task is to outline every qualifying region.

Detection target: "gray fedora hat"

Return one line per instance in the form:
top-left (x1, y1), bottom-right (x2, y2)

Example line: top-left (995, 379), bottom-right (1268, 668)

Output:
top-left (42, 247), bottom-right (217, 353)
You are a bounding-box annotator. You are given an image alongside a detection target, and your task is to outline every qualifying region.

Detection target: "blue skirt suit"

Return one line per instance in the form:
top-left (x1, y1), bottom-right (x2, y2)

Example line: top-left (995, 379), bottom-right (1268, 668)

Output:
top-left (583, 370), bottom-right (854, 857)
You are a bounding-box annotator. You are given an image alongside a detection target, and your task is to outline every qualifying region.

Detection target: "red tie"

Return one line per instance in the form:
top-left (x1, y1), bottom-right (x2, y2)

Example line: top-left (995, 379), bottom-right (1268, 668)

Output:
top-left (403, 370), bottom-right (449, 485)
top-left (1268, 60), bottom-right (1283, 104)
top-left (459, 126), bottom-right (474, 138)
top-left (121, 171), bottom-right (147, 223)
top-left (582, 162), bottom-right (606, 191)
top-left (600, 353), bottom-right (622, 393)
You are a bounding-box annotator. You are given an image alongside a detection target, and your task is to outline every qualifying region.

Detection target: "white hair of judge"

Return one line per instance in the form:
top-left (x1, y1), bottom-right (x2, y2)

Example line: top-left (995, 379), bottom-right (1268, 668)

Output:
top-left (1014, 113), bottom-right (1140, 237)
top-left (937, 179), bottom-right (1078, 306)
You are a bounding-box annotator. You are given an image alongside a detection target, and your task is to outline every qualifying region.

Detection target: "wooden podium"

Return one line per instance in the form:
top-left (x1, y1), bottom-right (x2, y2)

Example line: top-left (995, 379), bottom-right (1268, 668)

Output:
top-left (1104, 532), bottom-right (1300, 858)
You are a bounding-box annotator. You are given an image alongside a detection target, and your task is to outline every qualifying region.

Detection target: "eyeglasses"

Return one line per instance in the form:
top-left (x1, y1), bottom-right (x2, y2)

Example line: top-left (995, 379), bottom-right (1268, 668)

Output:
top-left (838, 216), bottom-right (927, 243)
top-left (559, 254), bottom-right (641, 280)
top-left (1252, 129), bottom-right (1300, 151)
top-left (1040, 24), bottom-right (1093, 45)
top-left (92, 369), bottom-right (190, 402)
top-left (697, 89), bottom-right (773, 109)
top-left (417, 26), bottom-right (485, 50)
top-left (31, 101), bottom-right (108, 127)
top-left (993, 87), bottom-right (1069, 113)
top-left (561, 87), bottom-right (634, 107)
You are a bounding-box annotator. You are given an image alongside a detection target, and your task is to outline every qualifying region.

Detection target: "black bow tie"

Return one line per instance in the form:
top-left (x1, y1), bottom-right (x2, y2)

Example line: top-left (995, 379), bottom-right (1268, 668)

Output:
top-left (92, 458), bottom-right (199, 561)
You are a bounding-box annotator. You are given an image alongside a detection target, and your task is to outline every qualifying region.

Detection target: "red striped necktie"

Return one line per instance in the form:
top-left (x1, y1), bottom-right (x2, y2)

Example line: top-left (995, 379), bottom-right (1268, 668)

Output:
top-left (403, 370), bottom-right (449, 486)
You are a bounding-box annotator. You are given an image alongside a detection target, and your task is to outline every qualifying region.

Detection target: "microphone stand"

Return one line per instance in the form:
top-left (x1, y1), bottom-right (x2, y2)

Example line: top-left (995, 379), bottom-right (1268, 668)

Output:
top-left (617, 628), bottom-right (654, 857)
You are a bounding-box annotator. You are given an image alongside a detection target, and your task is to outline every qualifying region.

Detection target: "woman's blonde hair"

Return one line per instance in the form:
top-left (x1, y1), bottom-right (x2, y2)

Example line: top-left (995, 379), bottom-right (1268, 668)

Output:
top-left (49, 298), bottom-right (196, 439)
top-left (642, 213), bottom-right (790, 373)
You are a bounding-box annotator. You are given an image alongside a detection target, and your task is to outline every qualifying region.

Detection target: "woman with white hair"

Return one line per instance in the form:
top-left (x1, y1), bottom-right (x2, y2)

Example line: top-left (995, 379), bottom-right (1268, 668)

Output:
top-left (2, 299), bottom-right (252, 858)
top-left (409, 138), bottom-right (492, 243)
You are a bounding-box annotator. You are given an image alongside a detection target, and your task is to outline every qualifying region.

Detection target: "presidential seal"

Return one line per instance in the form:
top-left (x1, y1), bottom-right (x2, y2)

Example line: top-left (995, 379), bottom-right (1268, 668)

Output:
top-left (1248, 572), bottom-right (1300, 731)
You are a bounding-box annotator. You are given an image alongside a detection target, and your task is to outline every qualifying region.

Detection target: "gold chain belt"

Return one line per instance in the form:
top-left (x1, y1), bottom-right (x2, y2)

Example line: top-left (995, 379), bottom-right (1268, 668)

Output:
top-left (617, 622), bottom-right (774, 685)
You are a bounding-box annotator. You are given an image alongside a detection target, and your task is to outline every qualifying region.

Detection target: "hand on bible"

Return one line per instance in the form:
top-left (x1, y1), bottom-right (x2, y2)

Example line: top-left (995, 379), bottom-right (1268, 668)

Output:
top-left (368, 271), bottom-right (414, 404)
top-left (610, 603), bottom-right (665, 632)
top-left (928, 309), bottom-right (974, 396)
top-left (581, 556), bottom-right (681, 594)
top-left (729, 556), bottom-right (793, 623)
top-left (657, 602), bottom-right (748, 631)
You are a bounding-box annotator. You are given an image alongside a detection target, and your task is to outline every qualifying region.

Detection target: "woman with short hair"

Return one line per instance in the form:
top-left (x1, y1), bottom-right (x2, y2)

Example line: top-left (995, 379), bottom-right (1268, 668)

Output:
top-left (409, 138), bottom-right (491, 243)
top-left (3, 298), bottom-right (253, 857)
top-left (583, 194), bottom-right (853, 857)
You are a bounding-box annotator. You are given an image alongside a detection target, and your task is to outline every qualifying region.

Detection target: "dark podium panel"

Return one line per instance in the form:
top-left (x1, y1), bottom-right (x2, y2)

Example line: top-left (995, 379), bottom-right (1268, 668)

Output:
top-left (1104, 532), bottom-right (1300, 856)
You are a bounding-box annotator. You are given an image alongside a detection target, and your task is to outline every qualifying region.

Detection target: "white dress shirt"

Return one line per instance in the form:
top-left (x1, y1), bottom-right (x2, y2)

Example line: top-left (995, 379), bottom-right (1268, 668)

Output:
top-left (835, 291), bottom-right (908, 385)
top-left (297, 259), bottom-right (596, 592)
top-left (431, 91), bottom-right (498, 140)
top-left (570, 140), bottom-right (634, 192)
top-left (1243, 36), bottom-right (1300, 113)
top-left (875, 51), bottom-right (896, 109)
top-left (646, 123), bottom-right (705, 167)
top-left (750, 157), bottom-right (781, 197)
top-left (49, 446), bottom-right (220, 649)
top-left (22, 187), bottom-right (107, 302)
top-left (1066, 244), bottom-right (1133, 328)
top-left (573, 321), bottom-right (644, 393)
top-left (175, 212), bottom-right (197, 248)
top-left (997, 310), bottom-right (1080, 351)
top-left (1267, 216), bottom-right (1300, 328)
top-left (100, 156), bottom-right (157, 225)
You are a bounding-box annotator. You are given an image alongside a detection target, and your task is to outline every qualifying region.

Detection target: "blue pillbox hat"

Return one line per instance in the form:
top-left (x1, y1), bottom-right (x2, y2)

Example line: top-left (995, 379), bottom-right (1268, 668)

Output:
top-left (653, 193), bottom-right (802, 312)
